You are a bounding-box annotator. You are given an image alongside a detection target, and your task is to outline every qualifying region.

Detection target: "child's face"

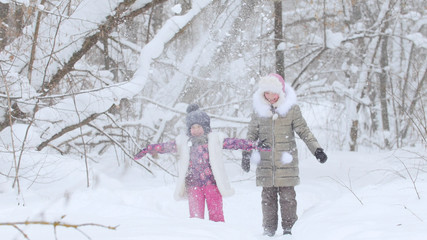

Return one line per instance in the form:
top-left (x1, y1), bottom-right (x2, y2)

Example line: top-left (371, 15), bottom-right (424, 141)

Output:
top-left (264, 91), bottom-right (279, 104)
top-left (190, 124), bottom-right (205, 137)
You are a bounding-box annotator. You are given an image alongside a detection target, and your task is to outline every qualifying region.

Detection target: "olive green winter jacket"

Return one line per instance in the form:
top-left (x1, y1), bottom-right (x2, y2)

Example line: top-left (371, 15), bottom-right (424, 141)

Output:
top-left (246, 84), bottom-right (321, 187)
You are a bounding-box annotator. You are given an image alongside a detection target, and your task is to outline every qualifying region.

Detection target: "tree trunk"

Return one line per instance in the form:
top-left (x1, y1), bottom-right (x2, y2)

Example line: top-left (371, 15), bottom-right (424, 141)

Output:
top-left (28, 0), bottom-right (46, 84)
top-left (273, 1), bottom-right (284, 78)
top-left (102, 35), bottom-right (110, 70)
top-left (401, 68), bottom-right (427, 139)
top-left (350, 120), bottom-right (358, 151)
top-left (379, 32), bottom-right (390, 147)
top-left (0, 3), bottom-right (9, 49)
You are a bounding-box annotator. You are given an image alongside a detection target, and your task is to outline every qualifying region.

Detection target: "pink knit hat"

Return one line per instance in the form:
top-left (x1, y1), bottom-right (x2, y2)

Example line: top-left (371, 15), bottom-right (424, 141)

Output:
top-left (269, 73), bottom-right (285, 92)
top-left (258, 73), bottom-right (285, 94)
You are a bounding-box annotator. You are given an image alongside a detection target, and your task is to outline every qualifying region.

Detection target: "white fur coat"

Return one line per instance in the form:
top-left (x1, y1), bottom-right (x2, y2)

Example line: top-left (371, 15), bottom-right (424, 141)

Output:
top-left (174, 132), bottom-right (235, 200)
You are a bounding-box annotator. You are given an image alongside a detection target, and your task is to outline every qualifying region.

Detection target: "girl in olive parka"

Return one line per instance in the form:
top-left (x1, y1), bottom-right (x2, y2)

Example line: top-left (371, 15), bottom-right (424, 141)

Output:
top-left (242, 73), bottom-right (327, 237)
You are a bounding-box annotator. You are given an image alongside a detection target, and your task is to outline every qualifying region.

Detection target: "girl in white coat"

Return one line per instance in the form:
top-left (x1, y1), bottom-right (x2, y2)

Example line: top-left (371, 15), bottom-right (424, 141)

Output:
top-left (134, 104), bottom-right (269, 222)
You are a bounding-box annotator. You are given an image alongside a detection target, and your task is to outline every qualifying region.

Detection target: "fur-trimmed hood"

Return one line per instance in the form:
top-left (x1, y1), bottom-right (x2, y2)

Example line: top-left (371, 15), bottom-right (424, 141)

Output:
top-left (252, 80), bottom-right (297, 118)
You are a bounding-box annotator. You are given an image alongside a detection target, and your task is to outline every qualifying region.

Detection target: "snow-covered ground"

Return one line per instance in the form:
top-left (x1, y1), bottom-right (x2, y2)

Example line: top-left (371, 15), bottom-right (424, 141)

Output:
top-left (1, 148), bottom-right (426, 240)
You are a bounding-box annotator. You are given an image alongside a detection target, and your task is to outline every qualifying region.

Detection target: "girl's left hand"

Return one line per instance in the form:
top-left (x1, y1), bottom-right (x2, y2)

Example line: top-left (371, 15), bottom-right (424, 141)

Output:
top-left (257, 139), bottom-right (271, 151)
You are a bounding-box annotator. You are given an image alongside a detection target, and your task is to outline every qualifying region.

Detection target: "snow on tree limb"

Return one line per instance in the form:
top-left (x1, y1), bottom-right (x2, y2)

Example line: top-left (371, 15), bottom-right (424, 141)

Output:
top-left (119, 0), bottom-right (213, 97)
top-left (42, 0), bottom-right (169, 95)
top-left (34, 0), bottom-right (213, 146)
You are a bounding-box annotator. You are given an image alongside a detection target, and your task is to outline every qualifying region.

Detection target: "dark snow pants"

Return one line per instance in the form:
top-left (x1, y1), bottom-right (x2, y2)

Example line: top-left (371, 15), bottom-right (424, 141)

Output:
top-left (261, 186), bottom-right (298, 232)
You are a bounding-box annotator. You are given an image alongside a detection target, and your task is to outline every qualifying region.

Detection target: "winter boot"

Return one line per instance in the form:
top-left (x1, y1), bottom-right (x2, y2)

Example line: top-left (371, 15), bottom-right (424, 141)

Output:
top-left (283, 228), bottom-right (292, 235)
top-left (263, 229), bottom-right (275, 237)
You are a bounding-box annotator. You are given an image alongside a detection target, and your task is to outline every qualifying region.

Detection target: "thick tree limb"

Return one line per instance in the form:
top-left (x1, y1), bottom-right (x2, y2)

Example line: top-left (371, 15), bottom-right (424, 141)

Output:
top-left (36, 112), bottom-right (103, 151)
top-left (42, 0), bottom-right (168, 96)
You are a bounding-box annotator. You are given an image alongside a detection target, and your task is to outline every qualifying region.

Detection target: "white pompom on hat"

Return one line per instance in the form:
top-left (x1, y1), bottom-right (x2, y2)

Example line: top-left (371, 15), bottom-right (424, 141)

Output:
top-left (258, 73), bottom-right (285, 94)
top-left (253, 73), bottom-right (297, 118)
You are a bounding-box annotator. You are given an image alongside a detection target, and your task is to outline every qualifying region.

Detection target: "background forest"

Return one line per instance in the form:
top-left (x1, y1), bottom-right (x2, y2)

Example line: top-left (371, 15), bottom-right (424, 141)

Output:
top-left (0, 0), bottom-right (426, 239)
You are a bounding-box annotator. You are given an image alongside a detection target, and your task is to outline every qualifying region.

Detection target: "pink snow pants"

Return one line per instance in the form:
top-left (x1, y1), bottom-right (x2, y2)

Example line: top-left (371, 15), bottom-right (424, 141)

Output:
top-left (187, 185), bottom-right (224, 222)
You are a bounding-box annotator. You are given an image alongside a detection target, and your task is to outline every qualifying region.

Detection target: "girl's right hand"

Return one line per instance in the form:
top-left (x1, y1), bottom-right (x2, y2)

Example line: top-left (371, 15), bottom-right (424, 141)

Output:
top-left (133, 150), bottom-right (147, 160)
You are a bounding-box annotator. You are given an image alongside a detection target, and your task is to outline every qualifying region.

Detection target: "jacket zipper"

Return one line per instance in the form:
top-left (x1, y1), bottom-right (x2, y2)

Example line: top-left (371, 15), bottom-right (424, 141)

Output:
top-left (271, 106), bottom-right (276, 186)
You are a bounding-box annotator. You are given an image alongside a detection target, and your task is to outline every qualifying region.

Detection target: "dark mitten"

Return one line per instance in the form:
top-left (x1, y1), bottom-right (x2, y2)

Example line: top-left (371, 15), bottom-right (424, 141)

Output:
top-left (242, 151), bottom-right (251, 172)
top-left (257, 139), bottom-right (270, 151)
top-left (315, 148), bottom-right (327, 163)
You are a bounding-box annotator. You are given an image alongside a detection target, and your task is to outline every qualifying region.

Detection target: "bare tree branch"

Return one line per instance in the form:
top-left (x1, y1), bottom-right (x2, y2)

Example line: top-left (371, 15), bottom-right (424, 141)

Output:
top-left (41, 0), bottom-right (168, 95)
top-left (36, 112), bottom-right (104, 151)
top-left (0, 220), bottom-right (117, 240)
top-left (87, 123), bottom-right (154, 175)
